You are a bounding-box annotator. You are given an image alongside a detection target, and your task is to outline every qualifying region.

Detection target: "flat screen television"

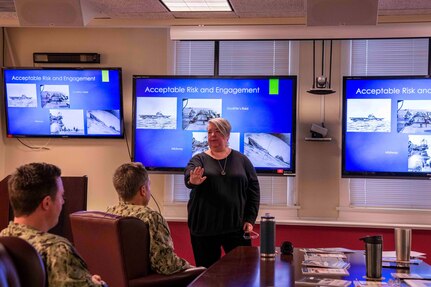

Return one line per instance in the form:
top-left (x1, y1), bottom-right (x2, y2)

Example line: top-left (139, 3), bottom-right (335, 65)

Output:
top-left (132, 76), bottom-right (297, 175)
top-left (343, 76), bottom-right (431, 178)
top-left (3, 67), bottom-right (123, 138)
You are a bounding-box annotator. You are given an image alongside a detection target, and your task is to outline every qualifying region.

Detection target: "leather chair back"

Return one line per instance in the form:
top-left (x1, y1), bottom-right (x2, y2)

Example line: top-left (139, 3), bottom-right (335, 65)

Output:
top-left (0, 242), bottom-right (20, 287)
top-left (70, 211), bottom-right (149, 287)
top-left (0, 236), bottom-right (46, 287)
top-left (70, 211), bottom-right (204, 287)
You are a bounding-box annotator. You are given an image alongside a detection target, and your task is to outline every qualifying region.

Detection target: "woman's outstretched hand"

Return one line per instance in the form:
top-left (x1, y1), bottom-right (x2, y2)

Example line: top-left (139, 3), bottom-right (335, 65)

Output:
top-left (189, 166), bottom-right (207, 185)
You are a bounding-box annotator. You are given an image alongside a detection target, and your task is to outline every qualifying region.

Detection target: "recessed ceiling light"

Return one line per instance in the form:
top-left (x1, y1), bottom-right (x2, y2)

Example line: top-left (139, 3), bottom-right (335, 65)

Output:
top-left (160, 0), bottom-right (232, 12)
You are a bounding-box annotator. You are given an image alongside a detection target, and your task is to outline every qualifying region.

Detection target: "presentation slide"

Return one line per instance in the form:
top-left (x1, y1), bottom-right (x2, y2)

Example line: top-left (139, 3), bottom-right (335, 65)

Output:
top-left (343, 76), bottom-right (431, 177)
top-left (133, 76), bottom-right (297, 175)
top-left (3, 68), bottom-right (123, 138)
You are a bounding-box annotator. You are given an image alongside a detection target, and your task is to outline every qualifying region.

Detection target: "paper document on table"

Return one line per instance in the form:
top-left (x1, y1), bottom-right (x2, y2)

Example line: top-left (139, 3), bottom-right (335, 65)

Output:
top-left (405, 280), bottom-right (431, 287)
top-left (302, 258), bottom-right (350, 269)
top-left (382, 261), bottom-right (416, 268)
top-left (353, 281), bottom-right (388, 287)
top-left (301, 267), bottom-right (349, 276)
top-left (382, 251), bottom-right (426, 258)
top-left (295, 276), bottom-right (351, 287)
top-left (382, 257), bottom-right (423, 264)
top-left (391, 273), bottom-right (431, 279)
top-left (305, 253), bottom-right (347, 260)
top-left (300, 248), bottom-right (356, 254)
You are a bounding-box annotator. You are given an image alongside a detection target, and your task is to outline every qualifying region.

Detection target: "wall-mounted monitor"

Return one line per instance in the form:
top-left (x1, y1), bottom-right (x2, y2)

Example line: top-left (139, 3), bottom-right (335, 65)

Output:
top-left (3, 67), bottom-right (123, 138)
top-left (343, 76), bottom-right (431, 178)
top-left (132, 76), bottom-right (297, 175)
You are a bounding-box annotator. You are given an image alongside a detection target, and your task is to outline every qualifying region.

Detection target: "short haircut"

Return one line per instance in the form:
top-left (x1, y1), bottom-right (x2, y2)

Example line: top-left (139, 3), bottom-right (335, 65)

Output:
top-left (208, 117), bottom-right (231, 138)
top-left (8, 162), bottom-right (61, 217)
top-left (112, 162), bottom-right (149, 201)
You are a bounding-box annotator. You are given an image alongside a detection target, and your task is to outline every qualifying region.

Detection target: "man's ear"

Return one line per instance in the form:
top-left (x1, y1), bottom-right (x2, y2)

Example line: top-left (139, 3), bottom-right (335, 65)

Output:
top-left (139, 185), bottom-right (146, 197)
top-left (40, 195), bottom-right (51, 211)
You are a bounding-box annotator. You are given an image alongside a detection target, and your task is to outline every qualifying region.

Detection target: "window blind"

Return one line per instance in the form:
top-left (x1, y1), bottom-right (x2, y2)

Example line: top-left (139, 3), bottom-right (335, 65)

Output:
top-left (351, 38), bottom-right (429, 76)
top-left (219, 41), bottom-right (290, 76)
top-left (175, 41), bottom-right (215, 75)
top-left (173, 174), bottom-right (292, 205)
top-left (350, 178), bottom-right (431, 209)
top-left (349, 38), bottom-right (431, 210)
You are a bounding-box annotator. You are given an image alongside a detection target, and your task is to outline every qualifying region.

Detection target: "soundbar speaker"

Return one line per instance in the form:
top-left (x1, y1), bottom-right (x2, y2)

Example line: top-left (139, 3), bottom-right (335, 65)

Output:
top-left (33, 53), bottom-right (100, 64)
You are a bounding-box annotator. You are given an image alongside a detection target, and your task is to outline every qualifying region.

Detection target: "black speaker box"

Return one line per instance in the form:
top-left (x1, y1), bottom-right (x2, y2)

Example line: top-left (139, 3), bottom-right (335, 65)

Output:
top-left (33, 53), bottom-right (101, 64)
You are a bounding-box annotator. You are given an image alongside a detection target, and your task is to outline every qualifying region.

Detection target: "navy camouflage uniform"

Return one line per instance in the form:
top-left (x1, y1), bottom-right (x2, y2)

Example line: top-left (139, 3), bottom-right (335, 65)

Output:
top-left (107, 202), bottom-right (192, 274)
top-left (0, 222), bottom-right (100, 287)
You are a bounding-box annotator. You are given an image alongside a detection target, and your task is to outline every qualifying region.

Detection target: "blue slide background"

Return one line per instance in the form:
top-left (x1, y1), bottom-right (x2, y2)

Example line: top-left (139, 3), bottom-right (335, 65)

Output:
top-left (133, 77), bottom-right (296, 172)
top-left (344, 77), bottom-right (431, 174)
top-left (4, 69), bottom-right (122, 137)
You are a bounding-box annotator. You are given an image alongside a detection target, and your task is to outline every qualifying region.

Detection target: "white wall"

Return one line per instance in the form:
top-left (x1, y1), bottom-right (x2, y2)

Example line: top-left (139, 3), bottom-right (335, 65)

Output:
top-left (296, 40), bottom-right (342, 219)
top-left (0, 27), bottom-right (169, 211)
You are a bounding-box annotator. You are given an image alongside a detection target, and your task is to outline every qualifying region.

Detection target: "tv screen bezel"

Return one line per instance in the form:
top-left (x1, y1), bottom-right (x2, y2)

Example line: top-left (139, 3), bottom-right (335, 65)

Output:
top-left (132, 75), bottom-right (297, 176)
top-left (2, 66), bottom-right (124, 139)
top-left (342, 75), bottom-right (431, 179)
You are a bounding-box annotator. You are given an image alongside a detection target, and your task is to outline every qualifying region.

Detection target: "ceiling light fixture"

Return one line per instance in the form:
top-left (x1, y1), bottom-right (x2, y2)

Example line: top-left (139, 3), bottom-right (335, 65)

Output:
top-left (160, 0), bottom-right (232, 12)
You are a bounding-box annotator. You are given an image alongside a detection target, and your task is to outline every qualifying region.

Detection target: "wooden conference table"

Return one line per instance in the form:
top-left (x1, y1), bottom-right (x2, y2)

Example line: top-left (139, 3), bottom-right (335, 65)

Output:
top-left (188, 246), bottom-right (431, 287)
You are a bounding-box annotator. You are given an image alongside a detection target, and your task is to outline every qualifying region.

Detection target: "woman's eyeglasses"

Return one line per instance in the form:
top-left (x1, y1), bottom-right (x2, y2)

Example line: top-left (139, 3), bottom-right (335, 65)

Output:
top-left (243, 230), bottom-right (259, 240)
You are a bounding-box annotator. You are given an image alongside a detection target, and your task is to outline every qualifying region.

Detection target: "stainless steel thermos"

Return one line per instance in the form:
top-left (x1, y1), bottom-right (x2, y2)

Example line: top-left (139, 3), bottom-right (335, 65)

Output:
top-left (360, 235), bottom-right (383, 279)
top-left (395, 228), bottom-right (412, 262)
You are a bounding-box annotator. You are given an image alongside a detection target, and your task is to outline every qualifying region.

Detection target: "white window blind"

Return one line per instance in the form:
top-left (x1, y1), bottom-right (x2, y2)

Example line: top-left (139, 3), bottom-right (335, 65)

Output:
top-left (258, 176), bottom-right (293, 205)
top-left (219, 41), bottom-right (290, 75)
top-left (173, 174), bottom-right (293, 205)
top-left (350, 178), bottom-right (431, 208)
top-left (175, 41), bottom-right (215, 75)
top-left (351, 38), bottom-right (429, 76)
top-left (349, 38), bottom-right (431, 210)
top-left (172, 40), bottom-right (295, 206)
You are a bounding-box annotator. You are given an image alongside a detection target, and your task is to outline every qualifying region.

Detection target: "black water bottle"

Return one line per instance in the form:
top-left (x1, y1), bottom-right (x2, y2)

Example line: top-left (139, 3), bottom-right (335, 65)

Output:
top-left (260, 213), bottom-right (276, 258)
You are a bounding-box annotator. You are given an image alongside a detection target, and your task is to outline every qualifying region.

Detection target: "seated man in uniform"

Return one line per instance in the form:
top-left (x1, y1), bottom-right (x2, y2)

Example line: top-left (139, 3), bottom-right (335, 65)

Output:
top-left (0, 162), bottom-right (106, 287)
top-left (107, 162), bottom-right (199, 274)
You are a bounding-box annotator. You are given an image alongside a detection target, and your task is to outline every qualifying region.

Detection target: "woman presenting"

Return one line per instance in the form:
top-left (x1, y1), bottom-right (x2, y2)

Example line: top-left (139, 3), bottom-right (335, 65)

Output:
top-left (185, 117), bottom-right (260, 268)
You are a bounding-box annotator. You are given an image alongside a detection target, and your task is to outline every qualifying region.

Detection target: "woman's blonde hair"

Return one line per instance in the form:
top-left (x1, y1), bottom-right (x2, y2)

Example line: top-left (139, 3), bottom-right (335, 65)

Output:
top-left (208, 117), bottom-right (231, 138)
